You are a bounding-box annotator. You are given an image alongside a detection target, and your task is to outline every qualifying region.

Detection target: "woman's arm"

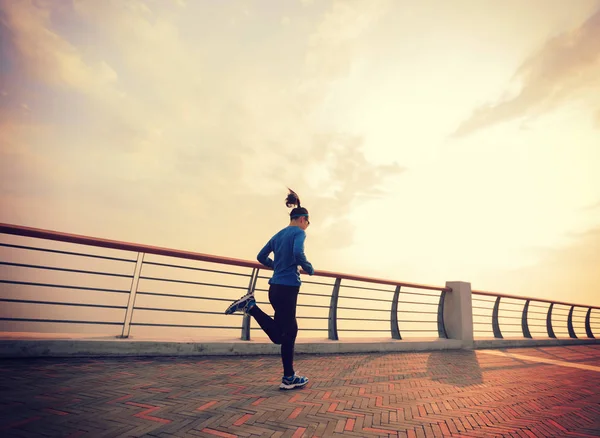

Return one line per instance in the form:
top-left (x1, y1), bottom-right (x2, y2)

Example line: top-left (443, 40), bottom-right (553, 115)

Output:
top-left (257, 239), bottom-right (274, 268)
top-left (293, 232), bottom-right (314, 275)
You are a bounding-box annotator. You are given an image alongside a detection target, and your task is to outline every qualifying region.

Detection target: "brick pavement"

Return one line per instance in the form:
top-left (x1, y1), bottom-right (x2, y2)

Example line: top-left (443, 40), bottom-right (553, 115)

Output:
top-left (1, 345), bottom-right (599, 437)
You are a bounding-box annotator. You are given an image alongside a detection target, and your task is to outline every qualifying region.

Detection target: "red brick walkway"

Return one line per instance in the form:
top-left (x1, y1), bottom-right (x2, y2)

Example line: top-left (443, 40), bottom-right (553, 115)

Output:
top-left (1, 345), bottom-right (599, 437)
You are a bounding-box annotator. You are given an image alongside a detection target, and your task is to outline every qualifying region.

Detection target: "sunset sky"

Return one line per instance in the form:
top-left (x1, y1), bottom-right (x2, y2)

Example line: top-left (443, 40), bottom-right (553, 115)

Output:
top-left (1, 0), bottom-right (599, 308)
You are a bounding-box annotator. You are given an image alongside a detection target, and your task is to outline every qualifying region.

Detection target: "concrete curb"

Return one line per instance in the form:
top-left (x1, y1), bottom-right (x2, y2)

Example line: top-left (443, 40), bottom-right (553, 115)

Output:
top-left (0, 338), bottom-right (463, 358)
top-left (474, 338), bottom-right (600, 349)
top-left (1, 337), bottom-right (599, 358)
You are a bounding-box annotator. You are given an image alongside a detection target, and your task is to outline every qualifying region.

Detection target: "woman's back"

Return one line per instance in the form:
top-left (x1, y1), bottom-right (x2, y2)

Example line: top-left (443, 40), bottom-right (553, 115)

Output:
top-left (258, 226), bottom-right (314, 286)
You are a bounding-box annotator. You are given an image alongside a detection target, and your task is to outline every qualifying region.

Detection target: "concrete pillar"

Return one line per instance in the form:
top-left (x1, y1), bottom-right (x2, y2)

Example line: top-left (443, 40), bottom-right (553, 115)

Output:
top-left (443, 281), bottom-right (474, 349)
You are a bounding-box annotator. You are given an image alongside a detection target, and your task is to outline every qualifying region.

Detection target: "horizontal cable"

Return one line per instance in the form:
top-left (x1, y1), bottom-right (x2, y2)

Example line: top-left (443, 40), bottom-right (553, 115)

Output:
top-left (398, 330), bottom-right (438, 332)
top-left (397, 300), bottom-right (438, 306)
top-left (255, 276), bottom-right (335, 288)
top-left (130, 322), bottom-right (239, 329)
top-left (255, 301), bottom-right (330, 309)
top-left (298, 303), bottom-right (329, 309)
top-left (296, 316), bottom-right (328, 320)
top-left (337, 329), bottom-right (437, 332)
top-left (300, 279), bottom-right (335, 287)
top-left (137, 291), bottom-right (237, 303)
top-left (0, 317), bottom-right (121, 325)
top-left (0, 261), bottom-right (133, 278)
top-left (472, 297), bottom-right (497, 302)
top-left (143, 261), bottom-right (251, 278)
top-left (528, 304), bottom-right (548, 308)
top-left (337, 329), bottom-right (391, 332)
top-left (340, 284), bottom-right (394, 293)
top-left (403, 291), bottom-right (442, 298)
top-left (338, 317), bottom-right (387, 322)
top-left (296, 328), bottom-right (328, 331)
top-left (0, 243), bottom-right (136, 263)
top-left (134, 307), bottom-right (234, 316)
top-left (337, 306), bottom-right (389, 312)
top-left (0, 280), bottom-right (130, 294)
top-left (139, 276), bottom-right (247, 290)
top-left (397, 311), bottom-right (439, 315)
top-left (299, 292), bottom-right (332, 299)
top-left (0, 298), bottom-right (126, 310)
top-left (498, 302), bottom-right (527, 307)
top-left (339, 318), bottom-right (435, 323)
top-left (497, 308), bottom-right (524, 314)
top-left (339, 295), bottom-right (393, 304)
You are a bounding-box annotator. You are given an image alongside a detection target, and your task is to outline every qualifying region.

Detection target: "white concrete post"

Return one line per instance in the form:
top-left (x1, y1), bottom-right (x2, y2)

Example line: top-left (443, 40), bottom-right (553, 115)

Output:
top-left (443, 281), bottom-right (474, 349)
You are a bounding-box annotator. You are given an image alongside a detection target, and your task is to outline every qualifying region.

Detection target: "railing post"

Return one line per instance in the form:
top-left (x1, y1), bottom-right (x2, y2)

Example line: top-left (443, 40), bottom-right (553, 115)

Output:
top-left (585, 308), bottom-right (595, 339)
top-left (567, 305), bottom-right (577, 339)
top-left (546, 303), bottom-right (556, 338)
top-left (492, 296), bottom-right (503, 339)
top-left (241, 268), bottom-right (259, 341)
top-left (521, 300), bottom-right (532, 339)
top-left (328, 278), bottom-right (341, 341)
top-left (437, 290), bottom-right (448, 339)
top-left (443, 282), bottom-right (473, 348)
top-left (391, 285), bottom-right (402, 340)
top-left (119, 252), bottom-right (145, 338)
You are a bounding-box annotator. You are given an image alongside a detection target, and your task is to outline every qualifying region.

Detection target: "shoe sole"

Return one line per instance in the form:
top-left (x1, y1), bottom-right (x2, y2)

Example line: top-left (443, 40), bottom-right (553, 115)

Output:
top-left (279, 380), bottom-right (308, 390)
top-left (224, 294), bottom-right (253, 315)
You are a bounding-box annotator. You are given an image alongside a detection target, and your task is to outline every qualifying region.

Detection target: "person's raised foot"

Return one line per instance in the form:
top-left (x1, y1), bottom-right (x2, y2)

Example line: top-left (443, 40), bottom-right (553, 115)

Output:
top-left (279, 373), bottom-right (308, 390)
top-left (224, 293), bottom-right (255, 315)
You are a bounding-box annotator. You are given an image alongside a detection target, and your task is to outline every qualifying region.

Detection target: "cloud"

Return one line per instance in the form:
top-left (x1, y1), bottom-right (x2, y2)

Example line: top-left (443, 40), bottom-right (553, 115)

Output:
top-left (582, 200), bottom-right (600, 211)
top-left (454, 7), bottom-right (600, 137)
top-left (0, 0), bottom-right (402, 261)
top-left (0, 0), bottom-right (117, 92)
top-left (304, 0), bottom-right (391, 83)
top-left (497, 226), bottom-right (600, 307)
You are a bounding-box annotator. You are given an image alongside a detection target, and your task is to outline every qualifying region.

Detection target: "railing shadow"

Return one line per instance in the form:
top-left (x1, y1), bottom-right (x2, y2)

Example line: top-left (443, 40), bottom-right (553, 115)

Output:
top-left (426, 350), bottom-right (483, 387)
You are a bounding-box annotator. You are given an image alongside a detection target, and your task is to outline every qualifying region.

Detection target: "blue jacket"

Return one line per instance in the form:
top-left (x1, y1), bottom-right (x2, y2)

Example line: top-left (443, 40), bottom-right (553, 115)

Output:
top-left (257, 226), bottom-right (314, 286)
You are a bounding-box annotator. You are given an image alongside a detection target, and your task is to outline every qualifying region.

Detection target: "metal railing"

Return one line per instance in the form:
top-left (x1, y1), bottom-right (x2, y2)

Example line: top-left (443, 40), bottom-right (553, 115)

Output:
top-left (472, 290), bottom-right (599, 340)
top-left (0, 223), bottom-right (450, 340)
top-left (2, 223), bottom-right (598, 343)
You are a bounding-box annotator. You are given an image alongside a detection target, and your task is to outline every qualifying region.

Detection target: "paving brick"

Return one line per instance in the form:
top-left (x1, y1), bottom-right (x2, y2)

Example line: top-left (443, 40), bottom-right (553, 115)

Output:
top-left (1, 346), bottom-right (600, 437)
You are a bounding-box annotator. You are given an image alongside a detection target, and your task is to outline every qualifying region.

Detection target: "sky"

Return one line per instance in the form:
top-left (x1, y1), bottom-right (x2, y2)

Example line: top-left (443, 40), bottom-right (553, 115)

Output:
top-left (1, 0), bottom-right (600, 310)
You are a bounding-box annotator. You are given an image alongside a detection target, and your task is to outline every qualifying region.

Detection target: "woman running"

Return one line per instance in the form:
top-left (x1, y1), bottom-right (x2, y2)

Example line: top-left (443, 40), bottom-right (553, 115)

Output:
top-left (224, 188), bottom-right (314, 390)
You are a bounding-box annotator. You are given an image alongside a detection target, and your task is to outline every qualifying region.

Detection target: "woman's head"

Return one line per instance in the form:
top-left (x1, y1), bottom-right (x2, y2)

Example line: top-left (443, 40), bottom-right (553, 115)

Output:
top-left (286, 188), bottom-right (310, 230)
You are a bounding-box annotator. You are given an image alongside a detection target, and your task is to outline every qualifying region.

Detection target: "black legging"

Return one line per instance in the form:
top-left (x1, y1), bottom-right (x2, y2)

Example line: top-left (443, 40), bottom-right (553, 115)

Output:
top-left (248, 284), bottom-right (299, 377)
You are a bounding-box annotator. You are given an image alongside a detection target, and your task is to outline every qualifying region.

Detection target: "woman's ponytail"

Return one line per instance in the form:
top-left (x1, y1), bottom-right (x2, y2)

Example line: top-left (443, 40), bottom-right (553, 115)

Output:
top-left (285, 188), bottom-right (301, 208)
top-left (286, 188), bottom-right (308, 218)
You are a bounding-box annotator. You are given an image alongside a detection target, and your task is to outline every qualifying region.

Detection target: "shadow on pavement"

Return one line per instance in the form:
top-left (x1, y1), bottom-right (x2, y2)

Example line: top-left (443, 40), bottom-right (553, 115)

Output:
top-left (426, 350), bottom-right (483, 387)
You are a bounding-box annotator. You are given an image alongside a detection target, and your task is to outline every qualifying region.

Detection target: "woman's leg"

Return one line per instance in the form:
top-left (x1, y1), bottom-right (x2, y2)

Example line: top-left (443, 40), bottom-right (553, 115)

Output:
top-left (268, 284), bottom-right (299, 377)
top-left (247, 299), bottom-right (282, 345)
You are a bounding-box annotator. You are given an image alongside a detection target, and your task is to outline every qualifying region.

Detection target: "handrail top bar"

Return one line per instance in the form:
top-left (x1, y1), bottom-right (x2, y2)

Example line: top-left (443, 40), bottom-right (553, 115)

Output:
top-left (472, 289), bottom-right (600, 311)
top-left (0, 223), bottom-right (450, 292)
